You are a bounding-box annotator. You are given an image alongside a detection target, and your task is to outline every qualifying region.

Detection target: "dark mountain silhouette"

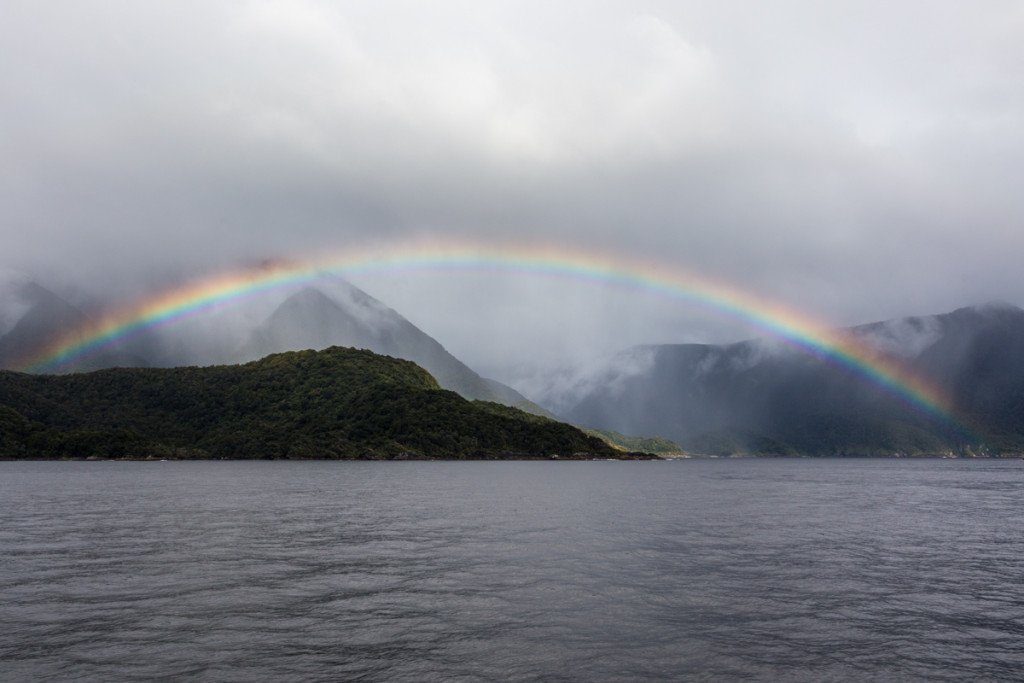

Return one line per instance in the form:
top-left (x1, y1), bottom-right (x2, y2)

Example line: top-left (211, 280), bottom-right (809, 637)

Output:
top-left (550, 304), bottom-right (1024, 456)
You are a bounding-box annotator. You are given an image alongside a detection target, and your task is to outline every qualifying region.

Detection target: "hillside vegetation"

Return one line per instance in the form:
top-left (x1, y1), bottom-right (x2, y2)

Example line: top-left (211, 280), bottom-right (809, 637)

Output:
top-left (584, 429), bottom-right (683, 455)
top-left (0, 347), bottom-right (630, 460)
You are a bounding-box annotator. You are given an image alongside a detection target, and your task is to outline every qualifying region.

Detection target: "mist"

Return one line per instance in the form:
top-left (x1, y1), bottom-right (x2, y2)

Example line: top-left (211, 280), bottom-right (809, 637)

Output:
top-left (3, 1), bottom-right (1024, 388)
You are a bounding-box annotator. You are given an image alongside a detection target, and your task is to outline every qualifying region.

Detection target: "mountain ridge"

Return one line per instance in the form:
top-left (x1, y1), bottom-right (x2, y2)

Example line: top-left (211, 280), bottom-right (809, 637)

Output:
top-left (0, 282), bottom-right (92, 370)
top-left (237, 286), bottom-right (547, 413)
top-left (0, 278), bottom-right (547, 415)
top-left (0, 346), bottom-right (635, 460)
top-left (547, 303), bottom-right (1024, 456)
top-left (2, 273), bottom-right (1023, 456)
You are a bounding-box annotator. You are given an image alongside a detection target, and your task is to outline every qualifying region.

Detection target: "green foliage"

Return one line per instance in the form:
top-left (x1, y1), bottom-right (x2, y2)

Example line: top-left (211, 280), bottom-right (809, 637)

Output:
top-left (584, 429), bottom-right (683, 455)
top-left (0, 346), bottom-right (620, 460)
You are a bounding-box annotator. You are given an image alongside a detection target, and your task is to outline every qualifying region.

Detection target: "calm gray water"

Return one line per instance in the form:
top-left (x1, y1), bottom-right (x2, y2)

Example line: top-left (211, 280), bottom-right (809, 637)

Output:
top-left (2, 459), bottom-right (1023, 682)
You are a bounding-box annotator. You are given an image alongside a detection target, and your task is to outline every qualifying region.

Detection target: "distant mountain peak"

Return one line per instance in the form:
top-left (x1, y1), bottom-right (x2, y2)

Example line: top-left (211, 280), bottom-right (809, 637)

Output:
top-left (287, 286), bottom-right (338, 305)
top-left (239, 284), bottom-right (546, 413)
top-left (0, 268), bottom-right (31, 290)
top-left (0, 277), bottom-right (36, 337)
top-left (271, 286), bottom-right (352, 325)
top-left (967, 300), bottom-right (1022, 314)
top-left (852, 315), bottom-right (944, 359)
top-left (0, 281), bottom-right (90, 370)
top-left (541, 302), bottom-right (1024, 455)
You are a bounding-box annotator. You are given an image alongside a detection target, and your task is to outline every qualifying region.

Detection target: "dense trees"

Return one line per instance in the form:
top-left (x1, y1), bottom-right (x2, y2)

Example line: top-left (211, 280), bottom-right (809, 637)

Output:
top-left (0, 347), bottom-right (624, 460)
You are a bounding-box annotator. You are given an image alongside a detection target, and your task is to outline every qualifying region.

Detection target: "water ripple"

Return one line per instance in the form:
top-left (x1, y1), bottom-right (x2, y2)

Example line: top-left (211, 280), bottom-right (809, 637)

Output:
top-left (2, 459), bottom-right (1024, 681)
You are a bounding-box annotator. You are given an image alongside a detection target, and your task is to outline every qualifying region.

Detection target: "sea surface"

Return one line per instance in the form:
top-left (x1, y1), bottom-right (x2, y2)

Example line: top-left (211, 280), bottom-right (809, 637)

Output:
top-left (2, 458), bottom-right (1023, 681)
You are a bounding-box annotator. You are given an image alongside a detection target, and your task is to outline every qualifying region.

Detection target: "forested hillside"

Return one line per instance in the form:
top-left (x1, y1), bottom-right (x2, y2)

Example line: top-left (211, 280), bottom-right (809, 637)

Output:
top-left (0, 347), bottom-right (625, 460)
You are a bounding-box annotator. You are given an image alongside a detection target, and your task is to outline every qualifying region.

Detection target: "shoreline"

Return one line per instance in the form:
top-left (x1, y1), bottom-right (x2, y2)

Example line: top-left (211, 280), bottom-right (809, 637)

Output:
top-left (5, 453), bottom-right (1024, 462)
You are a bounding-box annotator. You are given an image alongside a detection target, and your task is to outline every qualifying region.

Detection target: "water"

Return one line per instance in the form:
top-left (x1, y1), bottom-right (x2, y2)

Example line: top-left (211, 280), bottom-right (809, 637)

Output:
top-left (2, 459), bottom-right (1023, 681)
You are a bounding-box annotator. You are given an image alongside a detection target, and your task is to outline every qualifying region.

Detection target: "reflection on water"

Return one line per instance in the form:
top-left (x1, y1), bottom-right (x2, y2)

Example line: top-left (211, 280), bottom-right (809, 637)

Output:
top-left (2, 459), bottom-right (1023, 681)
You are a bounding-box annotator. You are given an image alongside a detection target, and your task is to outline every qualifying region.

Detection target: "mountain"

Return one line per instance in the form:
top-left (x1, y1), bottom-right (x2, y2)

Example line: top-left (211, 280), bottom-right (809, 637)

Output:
top-left (0, 279), bottom-right (151, 371)
top-left (236, 284), bottom-right (547, 413)
top-left (0, 346), bottom-right (631, 460)
top-left (5, 267), bottom-right (1022, 456)
top-left (0, 281), bottom-right (90, 370)
top-left (546, 304), bottom-right (1024, 456)
top-left (0, 275), bottom-right (546, 415)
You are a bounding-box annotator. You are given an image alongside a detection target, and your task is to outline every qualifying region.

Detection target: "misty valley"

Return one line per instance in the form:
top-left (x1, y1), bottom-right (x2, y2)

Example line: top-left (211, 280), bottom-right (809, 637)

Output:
top-left (1, 273), bottom-right (1023, 459)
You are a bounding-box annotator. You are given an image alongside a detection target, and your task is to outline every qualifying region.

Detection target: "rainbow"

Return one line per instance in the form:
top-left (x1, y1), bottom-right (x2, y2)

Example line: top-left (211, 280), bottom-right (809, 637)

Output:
top-left (20, 239), bottom-right (962, 428)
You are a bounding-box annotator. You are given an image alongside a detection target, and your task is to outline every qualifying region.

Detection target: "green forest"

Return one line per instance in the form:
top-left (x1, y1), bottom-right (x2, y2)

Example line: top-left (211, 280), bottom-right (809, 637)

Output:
top-left (0, 347), bottom-right (641, 460)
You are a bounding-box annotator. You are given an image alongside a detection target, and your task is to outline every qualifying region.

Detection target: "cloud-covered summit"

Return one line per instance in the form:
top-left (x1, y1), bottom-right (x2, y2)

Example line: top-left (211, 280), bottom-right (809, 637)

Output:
top-left (3, 1), bottom-right (1023, 383)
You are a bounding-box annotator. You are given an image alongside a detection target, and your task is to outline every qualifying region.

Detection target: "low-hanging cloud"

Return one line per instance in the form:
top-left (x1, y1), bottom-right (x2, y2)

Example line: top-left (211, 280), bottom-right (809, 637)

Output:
top-left (2, 0), bottom-right (1023, 387)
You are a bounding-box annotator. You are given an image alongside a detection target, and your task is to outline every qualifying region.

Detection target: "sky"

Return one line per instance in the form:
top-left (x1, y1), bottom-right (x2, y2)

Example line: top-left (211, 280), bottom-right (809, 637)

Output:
top-left (3, 0), bottom-right (1024, 384)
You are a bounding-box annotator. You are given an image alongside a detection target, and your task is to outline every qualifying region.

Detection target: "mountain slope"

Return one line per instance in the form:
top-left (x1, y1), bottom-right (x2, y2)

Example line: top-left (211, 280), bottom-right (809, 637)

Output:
top-left (0, 282), bottom-right (90, 370)
top-left (0, 279), bottom-right (152, 371)
top-left (0, 275), bottom-right (545, 415)
top-left (237, 285), bottom-right (547, 412)
top-left (0, 346), bottom-right (623, 460)
top-left (548, 304), bottom-right (1024, 456)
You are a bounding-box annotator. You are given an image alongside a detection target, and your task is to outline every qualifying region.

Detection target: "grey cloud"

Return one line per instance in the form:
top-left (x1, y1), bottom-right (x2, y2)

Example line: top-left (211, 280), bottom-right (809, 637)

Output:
top-left (2, 0), bottom-right (1023, 387)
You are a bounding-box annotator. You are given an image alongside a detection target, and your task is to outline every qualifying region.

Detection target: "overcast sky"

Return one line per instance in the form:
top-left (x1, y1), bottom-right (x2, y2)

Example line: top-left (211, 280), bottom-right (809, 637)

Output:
top-left (3, 1), bottom-right (1023, 382)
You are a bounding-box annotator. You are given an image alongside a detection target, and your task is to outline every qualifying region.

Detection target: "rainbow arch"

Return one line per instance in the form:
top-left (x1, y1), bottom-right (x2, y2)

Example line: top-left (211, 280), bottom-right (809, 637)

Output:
top-left (20, 239), bottom-right (960, 428)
